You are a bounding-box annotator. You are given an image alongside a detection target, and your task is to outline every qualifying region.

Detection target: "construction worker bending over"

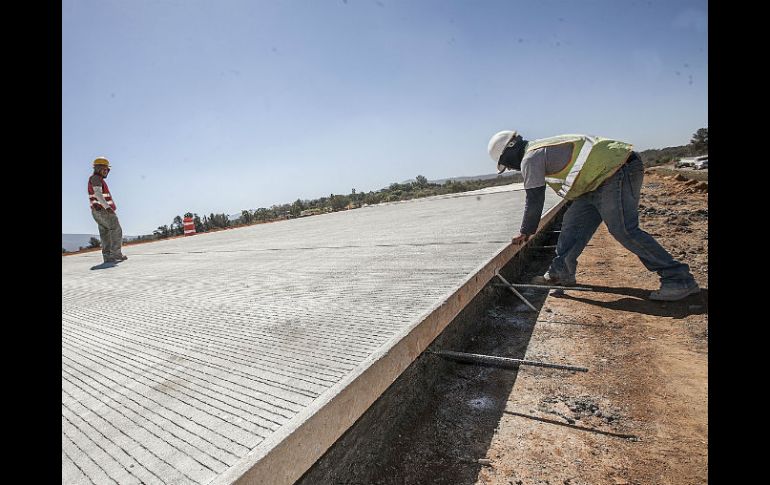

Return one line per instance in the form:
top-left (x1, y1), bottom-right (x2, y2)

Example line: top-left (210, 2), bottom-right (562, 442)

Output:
top-left (487, 130), bottom-right (699, 301)
top-left (88, 157), bottom-right (128, 264)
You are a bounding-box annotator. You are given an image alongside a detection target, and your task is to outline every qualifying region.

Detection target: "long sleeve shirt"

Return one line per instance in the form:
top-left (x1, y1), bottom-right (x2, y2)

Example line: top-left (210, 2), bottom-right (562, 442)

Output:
top-left (518, 143), bottom-right (573, 234)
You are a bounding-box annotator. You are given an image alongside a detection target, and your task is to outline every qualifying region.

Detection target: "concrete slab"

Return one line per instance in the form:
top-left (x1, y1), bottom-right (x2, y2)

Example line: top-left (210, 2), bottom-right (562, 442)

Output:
top-left (62, 183), bottom-right (563, 485)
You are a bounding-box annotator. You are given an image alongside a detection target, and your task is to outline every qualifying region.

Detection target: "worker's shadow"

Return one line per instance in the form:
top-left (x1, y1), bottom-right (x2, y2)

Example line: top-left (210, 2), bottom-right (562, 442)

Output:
top-left (554, 285), bottom-right (708, 318)
top-left (90, 261), bottom-right (118, 270)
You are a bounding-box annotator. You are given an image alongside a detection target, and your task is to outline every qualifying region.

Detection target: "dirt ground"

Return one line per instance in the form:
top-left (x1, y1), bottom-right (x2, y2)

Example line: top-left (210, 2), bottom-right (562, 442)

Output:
top-left (474, 168), bottom-right (708, 485)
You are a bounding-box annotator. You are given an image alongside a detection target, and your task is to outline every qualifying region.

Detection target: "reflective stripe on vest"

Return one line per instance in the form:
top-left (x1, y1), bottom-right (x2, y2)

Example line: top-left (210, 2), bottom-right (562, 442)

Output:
top-left (525, 134), bottom-right (633, 199)
top-left (558, 136), bottom-right (595, 197)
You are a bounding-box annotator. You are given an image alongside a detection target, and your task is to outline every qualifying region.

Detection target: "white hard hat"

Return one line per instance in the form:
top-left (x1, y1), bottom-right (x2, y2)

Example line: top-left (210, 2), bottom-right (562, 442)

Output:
top-left (487, 130), bottom-right (518, 173)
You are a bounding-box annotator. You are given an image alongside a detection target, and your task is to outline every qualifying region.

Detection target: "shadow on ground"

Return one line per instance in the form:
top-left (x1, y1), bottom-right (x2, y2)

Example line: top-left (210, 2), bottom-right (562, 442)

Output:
top-left (89, 261), bottom-right (118, 270)
top-left (553, 287), bottom-right (708, 318)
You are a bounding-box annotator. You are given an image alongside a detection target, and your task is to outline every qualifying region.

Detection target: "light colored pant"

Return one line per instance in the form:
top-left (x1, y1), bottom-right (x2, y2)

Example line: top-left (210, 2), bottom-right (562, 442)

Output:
top-left (548, 156), bottom-right (696, 289)
top-left (91, 208), bottom-right (124, 262)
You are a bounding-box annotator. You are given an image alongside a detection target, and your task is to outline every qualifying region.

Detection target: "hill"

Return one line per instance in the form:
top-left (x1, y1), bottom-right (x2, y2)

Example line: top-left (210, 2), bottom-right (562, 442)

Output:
top-left (62, 233), bottom-right (139, 252)
top-left (62, 234), bottom-right (98, 252)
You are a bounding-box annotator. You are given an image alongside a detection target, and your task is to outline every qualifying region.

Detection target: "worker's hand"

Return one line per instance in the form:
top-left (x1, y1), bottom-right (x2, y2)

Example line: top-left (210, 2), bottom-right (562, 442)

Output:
top-left (512, 234), bottom-right (530, 245)
top-left (93, 205), bottom-right (103, 211)
top-left (106, 207), bottom-right (115, 213)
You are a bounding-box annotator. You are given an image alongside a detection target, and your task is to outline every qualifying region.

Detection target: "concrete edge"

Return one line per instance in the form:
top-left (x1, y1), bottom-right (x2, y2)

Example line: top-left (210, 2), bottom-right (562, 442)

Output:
top-left (214, 200), bottom-right (567, 485)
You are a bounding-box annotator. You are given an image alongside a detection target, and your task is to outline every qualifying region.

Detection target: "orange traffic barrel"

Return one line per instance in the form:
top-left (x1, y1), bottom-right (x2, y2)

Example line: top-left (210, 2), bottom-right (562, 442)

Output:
top-left (183, 216), bottom-right (196, 236)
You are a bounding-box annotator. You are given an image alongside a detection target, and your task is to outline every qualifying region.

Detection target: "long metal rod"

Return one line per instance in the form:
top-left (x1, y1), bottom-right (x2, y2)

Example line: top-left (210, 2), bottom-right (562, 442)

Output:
top-left (503, 283), bottom-right (594, 291)
top-left (491, 283), bottom-right (592, 291)
top-left (495, 272), bottom-right (537, 311)
top-left (433, 350), bottom-right (588, 372)
top-left (532, 245), bottom-right (558, 249)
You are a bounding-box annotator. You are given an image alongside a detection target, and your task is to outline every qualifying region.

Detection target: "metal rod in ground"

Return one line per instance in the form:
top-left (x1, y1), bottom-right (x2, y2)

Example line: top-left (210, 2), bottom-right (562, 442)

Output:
top-left (433, 350), bottom-right (589, 372)
top-left (506, 283), bottom-right (594, 291)
top-left (495, 271), bottom-right (537, 311)
top-left (491, 283), bottom-right (592, 291)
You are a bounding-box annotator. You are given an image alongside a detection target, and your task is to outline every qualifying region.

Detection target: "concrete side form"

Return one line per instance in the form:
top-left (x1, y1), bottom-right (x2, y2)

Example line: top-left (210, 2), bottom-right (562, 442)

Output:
top-left (62, 184), bottom-right (562, 485)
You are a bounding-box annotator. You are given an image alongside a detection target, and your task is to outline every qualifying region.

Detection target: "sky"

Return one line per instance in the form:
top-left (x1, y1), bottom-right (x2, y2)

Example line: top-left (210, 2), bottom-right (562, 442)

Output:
top-left (62, 0), bottom-right (708, 235)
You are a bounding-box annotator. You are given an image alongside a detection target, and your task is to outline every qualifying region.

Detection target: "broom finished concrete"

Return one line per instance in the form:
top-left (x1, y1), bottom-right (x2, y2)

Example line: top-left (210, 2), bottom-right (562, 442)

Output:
top-left (62, 183), bottom-right (562, 485)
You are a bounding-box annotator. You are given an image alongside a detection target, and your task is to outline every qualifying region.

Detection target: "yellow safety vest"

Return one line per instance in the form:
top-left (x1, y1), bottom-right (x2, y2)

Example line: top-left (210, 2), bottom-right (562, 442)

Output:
top-left (526, 134), bottom-right (634, 199)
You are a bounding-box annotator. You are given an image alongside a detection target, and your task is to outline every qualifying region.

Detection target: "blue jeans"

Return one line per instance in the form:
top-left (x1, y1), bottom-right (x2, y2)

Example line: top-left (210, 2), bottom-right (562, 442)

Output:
top-left (548, 156), bottom-right (696, 289)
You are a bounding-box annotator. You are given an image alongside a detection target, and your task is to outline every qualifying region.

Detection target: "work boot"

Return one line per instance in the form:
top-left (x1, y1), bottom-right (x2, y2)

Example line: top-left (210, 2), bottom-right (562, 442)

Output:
top-left (649, 284), bottom-right (700, 301)
top-left (531, 272), bottom-right (576, 286)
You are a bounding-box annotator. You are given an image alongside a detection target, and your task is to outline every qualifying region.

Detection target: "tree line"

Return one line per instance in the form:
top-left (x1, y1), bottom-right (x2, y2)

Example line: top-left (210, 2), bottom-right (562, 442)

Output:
top-left (129, 173), bottom-right (522, 244)
top-left (638, 127), bottom-right (707, 167)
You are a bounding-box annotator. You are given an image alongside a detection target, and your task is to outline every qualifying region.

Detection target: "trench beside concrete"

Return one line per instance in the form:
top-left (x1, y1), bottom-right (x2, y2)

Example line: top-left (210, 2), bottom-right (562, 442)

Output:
top-left (62, 183), bottom-right (563, 485)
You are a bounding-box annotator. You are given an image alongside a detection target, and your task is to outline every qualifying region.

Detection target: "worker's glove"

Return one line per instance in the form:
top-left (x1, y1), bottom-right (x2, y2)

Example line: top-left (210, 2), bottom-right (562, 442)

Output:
top-left (105, 207), bottom-right (115, 213)
top-left (93, 205), bottom-right (103, 211)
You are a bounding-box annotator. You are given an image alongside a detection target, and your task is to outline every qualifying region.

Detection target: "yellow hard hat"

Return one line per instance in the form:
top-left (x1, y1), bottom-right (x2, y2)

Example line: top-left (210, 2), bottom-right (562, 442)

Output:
top-left (93, 157), bottom-right (111, 168)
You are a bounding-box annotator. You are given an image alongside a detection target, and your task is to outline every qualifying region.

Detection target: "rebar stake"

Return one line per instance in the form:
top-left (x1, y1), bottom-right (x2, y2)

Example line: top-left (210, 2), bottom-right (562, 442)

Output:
top-left (495, 271), bottom-right (537, 311)
top-left (433, 350), bottom-right (589, 372)
top-left (504, 283), bottom-right (594, 291)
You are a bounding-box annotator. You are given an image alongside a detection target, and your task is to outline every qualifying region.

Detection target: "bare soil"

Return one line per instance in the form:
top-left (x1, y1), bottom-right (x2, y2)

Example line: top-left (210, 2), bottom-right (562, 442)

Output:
top-left (474, 170), bottom-right (708, 485)
top-left (646, 164), bottom-right (709, 182)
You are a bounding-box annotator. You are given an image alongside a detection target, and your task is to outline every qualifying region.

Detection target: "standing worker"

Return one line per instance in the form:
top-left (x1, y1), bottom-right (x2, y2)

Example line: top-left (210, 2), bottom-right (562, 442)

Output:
top-left (88, 157), bottom-right (128, 264)
top-left (487, 130), bottom-right (699, 301)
